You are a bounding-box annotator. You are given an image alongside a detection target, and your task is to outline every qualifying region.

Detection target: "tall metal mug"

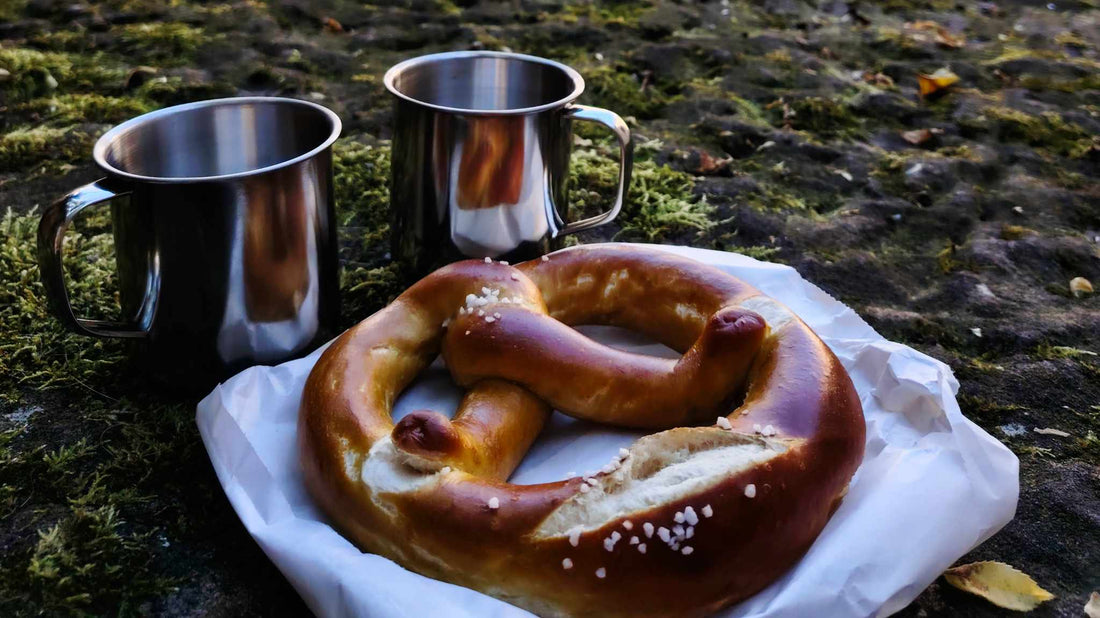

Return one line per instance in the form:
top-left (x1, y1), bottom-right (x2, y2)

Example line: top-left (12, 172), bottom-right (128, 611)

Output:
top-left (37, 97), bottom-right (342, 387)
top-left (384, 51), bottom-right (633, 272)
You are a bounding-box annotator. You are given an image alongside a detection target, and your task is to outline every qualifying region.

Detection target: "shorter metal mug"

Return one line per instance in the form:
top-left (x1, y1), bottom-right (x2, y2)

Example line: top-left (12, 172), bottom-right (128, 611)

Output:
top-left (384, 51), bottom-right (633, 272)
top-left (37, 97), bottom-right (342, 387)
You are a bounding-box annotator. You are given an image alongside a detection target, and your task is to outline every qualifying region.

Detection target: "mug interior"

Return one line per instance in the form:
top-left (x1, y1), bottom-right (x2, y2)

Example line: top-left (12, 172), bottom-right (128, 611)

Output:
top-left (386, 52), bottom-right (583, 112)
top-left (96, 98), bottom-right (339, 180)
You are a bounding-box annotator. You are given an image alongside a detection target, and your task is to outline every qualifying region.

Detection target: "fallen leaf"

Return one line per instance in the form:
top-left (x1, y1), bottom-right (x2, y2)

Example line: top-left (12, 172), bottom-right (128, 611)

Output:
top-left (756, 140), bottom-right (776, 151)
top-left (943, 561), bottom-right (1054, 611)
top-left (1033, 427), bottom-right (1070, 437)
top-left (322, 16), bottom-right (344, 33)
top-left (1070, 277), bottom-right (1094, 297)
top-left (970, 327), bottom-right (983, 337)
top-left (834, 169), bottom-right (853, 182)
top-left (901, 128), bottom-right (943, 146)
top-left (1085, 592), bottom-right (1100, 618)
top-left (685, 150), bottom-right (731, 175)
top-left (918, 68), bottom-right (960, 98)
top-left (861, 71), bottom-right (894, 88)
top-left (907, 20), bottom-right (967, 49)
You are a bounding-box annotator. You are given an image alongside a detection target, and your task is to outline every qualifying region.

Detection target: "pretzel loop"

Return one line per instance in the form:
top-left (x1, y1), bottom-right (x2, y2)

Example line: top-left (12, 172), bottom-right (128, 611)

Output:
top-left (299, 245), bottom-right (865, 618)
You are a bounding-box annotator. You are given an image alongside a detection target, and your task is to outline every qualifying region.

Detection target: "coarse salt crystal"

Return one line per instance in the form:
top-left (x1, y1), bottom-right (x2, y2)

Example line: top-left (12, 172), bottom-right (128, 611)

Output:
top-left (477, 310), bottom-right (485, 316)
top-left (638, 543), bottom-right (647, 554)
top-left (579, 484), bottom-right (590, 493)
top-left (484, 257), bottom-right (492, 263)
top-left (685, 526), bottom-right (694, 539)
top-left (541, 255), bottom-right (549, 262)
top-left (701, 504), bottom-right (713, 518)
top-left (763, 424), bottom-right (776, 437)
top-left (464, 330), bottom-right (470, 336)
top-left (674, 512), bottom-right (685, 524)
top-left (681, 546), bottom-right (694, 555)
top-left (568, 527), bottom-right (582, 547)
top-left (610, 531), bottom-right (621, 542)
top-left (585, 477), bottom-right (599, 486)
top-left (604, 538), bottom-right (615, 552)
top-left (485, 316), bottom-right (496, 323)
top-left (488, 497), bottom-right (500, 509)
top-left (440, 466), bottom-right (452, 474)
top-left (752, 423), bottom-right (762, 434)
top-left (618, 448), bottom-right (630, 458)
top-left (643, 522), bottom-right (654, 538)
top-left (629, 536), bottom-right (639, 545)
top-left (716, 417), bottom-right (732, 429)
top-left (595, 567), bottom-right (606, 579)
top-left (493, 312), bottom-right (501, 319)
top-left (499, 260), bottom-right (508, 265)
top-left (562, 558), bottom-right (573, 569)
top-left (744, 484), bottom-right (757, 498)
top-left (622, 520), bottom-right (633, 530)
top-left (511, 274), bottom-right (520, 281)
top-left (672, 525), bottom-right (685, 538)
top-left (684, 506), bottom-right (698, 526)
top-left (657, 527), bottom-right (670, 542)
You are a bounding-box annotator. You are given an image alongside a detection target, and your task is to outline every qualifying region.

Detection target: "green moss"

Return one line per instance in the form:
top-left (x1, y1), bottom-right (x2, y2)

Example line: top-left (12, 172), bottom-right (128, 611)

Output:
top-left (1000, 224), bottom-right (1036, 240)
top-left (584, 65), bottom-right (680, 119)
top-left (116, 22), bottom-right (205, 65)
top-left (773, 97), bottom-right (861, 138)
top-left (1035, 344), bottom-right (1099, 361)
top-left (561, 1), bottom-right (654, 26)
top-left (961, 106), bottom-right (1094, 158)
top-left (733, 245), bottom-right (782, 261)
top-left (0, 126), bottom-right (97, 171)
top-left (570, 141), bottom-right (711, 242)
top-left (0, 210), bottom-right (127, 399)
top-left (16, 505), bottom-right (174, 613)
top-left (14, 94), bottom-right (154, 125)
top-left (333, 140), bottom-right (392, 251)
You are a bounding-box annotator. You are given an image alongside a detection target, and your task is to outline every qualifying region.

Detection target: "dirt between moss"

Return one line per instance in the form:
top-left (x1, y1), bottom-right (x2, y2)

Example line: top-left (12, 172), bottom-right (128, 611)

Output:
top-left (1, 0), bottom-right (1097, 616)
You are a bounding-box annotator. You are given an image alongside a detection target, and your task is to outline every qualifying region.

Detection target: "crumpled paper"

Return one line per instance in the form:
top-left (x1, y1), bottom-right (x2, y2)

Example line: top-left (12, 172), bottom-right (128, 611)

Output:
top-left (196, 243), bottom-right (1019, 618)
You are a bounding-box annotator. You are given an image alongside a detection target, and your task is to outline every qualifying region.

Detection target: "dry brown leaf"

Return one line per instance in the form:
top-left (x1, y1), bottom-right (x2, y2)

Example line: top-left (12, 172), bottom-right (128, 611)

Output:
top-left (685, 150), bottom-right (731, 175)
top-left (943, 561), bottom-right (1054, 611)
top-left (901, 128), bottom-right (944, 145)
top-left (1070, 277), bottom-right (1094, 297)
top-left (906, 20), bottom-right (966, 48)
top-left (322, 16), bottom-right (344, 33)
top-left (1085, 591), bottom-right (1100, 618)
top-left (918, 68), bottom-right (960, 98)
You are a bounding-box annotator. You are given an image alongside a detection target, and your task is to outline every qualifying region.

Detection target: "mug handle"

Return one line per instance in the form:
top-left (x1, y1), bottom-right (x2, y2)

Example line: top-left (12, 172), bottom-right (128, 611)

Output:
top-left (558, 104), bottom-right (633, 236)
top-left (37, 179), bottom-right (156, 338)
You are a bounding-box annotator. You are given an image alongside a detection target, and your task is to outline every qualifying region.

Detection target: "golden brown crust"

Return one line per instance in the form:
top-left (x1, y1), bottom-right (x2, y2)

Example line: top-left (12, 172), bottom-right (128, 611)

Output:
top-left (298, 244), bottom-right (866, 617)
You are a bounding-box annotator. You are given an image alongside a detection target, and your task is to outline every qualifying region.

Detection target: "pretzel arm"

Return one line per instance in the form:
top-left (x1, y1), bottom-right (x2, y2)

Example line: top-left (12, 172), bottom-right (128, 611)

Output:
top-left (392, 379), bottom-right (551, 480)
top-left (442, 304), bottom-right (766, 428)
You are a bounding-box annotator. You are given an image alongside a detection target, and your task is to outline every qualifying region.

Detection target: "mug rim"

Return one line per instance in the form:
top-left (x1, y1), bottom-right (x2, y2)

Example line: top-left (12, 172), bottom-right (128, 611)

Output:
top-left (383, 51), bottom-right (586, 116)
top-left (92, 96), bottom-right (343, 184)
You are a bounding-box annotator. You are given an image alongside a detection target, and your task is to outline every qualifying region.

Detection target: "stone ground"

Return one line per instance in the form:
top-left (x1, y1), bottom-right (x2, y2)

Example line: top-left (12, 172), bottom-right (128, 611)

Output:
top-left (1, 0), bottom-right (1098, 616)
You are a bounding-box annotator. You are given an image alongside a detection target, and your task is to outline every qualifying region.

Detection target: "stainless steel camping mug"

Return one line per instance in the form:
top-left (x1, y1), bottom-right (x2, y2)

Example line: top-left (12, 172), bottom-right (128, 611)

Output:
top-left (37, 97), bottom-right (342, 385)
top-left (384, 51), bottom-right (633, 272)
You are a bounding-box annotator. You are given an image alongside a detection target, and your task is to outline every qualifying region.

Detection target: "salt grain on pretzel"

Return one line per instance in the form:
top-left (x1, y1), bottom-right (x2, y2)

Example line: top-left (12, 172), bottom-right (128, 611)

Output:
top-left (300, 245), bottom-right (865, 617)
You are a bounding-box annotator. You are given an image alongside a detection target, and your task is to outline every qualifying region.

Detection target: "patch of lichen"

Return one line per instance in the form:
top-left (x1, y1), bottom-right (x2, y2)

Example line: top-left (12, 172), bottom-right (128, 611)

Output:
top-left (115, 22), bottom-right (206, 66)
top-left (960, 106), bottom-right (1095, 158)
top-left (0, 48), bottom-right (131, 103)
top-left (560, 0), bottom-right (654, 26)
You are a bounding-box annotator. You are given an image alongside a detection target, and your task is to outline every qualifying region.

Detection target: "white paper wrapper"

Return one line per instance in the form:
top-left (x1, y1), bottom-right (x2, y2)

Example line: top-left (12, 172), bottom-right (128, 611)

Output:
top-left (196, 244), bottom-right (1019, 618)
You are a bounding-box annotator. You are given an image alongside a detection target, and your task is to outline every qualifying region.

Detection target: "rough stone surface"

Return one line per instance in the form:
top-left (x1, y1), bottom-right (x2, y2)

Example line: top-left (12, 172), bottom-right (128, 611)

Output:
top-left (1, 0), bottom-right (1097, 616)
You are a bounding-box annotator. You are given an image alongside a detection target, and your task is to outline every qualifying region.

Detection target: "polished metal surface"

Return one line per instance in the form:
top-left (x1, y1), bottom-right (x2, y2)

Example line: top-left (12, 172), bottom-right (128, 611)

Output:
top-left (385, 51), bottom-right (632, 273)
top-left (37, 97), bottom-right (342, 387)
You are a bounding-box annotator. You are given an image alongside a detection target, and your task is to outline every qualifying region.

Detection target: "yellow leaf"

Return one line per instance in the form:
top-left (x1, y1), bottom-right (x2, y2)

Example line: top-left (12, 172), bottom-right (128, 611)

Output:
top-left (918, 68), bottom-right (960, 98)
top-left (1070, 277), bottom-right (1094, 298)
top-left (943, 561), bottom-right (1054, 611)
top-left (1085, 592), bottom-right (1100, 618)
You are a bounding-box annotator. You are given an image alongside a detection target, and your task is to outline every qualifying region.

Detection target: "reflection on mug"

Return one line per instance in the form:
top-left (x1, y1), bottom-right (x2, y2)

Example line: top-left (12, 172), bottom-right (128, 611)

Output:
top-left (457, 116), bottom-right (525, 210)
top-left (243, 176), bottom-right (310, 323)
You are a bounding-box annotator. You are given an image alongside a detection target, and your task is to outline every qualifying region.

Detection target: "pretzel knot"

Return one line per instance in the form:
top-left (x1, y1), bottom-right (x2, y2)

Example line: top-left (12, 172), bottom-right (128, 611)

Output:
top-left (299, 245), bottom-right (865, 618)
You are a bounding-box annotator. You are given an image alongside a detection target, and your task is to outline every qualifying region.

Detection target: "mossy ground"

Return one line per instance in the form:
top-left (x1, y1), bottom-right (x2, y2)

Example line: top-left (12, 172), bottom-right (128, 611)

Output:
top-left (1, 0), bottom-right (1098, 616)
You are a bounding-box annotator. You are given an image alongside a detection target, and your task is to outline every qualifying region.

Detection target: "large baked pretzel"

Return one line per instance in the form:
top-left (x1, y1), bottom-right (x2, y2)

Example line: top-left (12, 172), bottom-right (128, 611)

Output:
top-left (299, 244), bottom-right (865, 617)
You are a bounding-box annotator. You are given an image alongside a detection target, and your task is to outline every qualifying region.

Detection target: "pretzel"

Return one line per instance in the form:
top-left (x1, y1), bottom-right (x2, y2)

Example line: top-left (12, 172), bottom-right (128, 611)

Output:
top-left (299, 244), bottom-right (865, 617)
